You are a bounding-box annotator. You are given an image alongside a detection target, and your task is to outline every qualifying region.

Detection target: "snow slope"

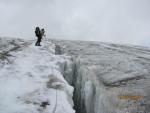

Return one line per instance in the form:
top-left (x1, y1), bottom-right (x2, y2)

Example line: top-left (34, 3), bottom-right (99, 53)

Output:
top-left (0, 38), bottom-right (75, 113)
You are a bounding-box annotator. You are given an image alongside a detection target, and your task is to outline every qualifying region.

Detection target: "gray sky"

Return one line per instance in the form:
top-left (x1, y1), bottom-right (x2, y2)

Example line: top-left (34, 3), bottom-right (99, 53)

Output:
top-left (0, 0), bottom-right (150, 46)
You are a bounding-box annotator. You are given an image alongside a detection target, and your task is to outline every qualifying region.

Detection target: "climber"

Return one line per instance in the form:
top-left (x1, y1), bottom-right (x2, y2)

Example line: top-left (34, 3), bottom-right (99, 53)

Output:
top-left (35, 27), bottom-right (42, 46)
top-left (41, 28), bottom-right (46, 38)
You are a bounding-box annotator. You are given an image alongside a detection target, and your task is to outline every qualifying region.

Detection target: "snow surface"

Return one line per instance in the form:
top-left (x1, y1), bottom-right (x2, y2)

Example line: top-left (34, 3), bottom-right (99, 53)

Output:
top-left (0, 39), bottom-right (75, 113)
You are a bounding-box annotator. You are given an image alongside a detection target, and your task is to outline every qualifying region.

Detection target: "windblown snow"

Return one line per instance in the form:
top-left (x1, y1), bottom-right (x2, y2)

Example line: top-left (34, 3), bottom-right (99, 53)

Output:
top-left (0, 38), bottom-right (75, 113)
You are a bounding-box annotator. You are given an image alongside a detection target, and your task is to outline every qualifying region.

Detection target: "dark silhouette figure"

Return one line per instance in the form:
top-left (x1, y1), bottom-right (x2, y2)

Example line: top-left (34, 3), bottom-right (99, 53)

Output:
top-left (35, 27), bottom-right (42, 46)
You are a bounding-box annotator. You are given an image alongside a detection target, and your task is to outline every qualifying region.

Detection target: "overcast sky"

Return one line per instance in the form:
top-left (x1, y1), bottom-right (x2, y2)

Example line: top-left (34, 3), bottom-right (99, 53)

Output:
top-left (0, 0), bottom-right (150, 46)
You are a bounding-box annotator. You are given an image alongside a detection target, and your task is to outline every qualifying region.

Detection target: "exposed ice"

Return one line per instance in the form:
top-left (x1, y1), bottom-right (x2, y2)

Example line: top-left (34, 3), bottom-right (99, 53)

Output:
top-left (52, 39), bottom-right (150, 113)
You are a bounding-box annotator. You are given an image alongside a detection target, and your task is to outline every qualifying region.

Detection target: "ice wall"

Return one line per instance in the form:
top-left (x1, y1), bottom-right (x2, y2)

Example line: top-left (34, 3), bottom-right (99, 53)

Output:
top-left (61, 58), bottom-right (116, 113)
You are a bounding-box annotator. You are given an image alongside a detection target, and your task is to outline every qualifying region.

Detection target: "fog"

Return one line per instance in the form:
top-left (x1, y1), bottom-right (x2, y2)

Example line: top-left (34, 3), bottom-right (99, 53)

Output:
top-left (0, 0), bottom-right (150, 46)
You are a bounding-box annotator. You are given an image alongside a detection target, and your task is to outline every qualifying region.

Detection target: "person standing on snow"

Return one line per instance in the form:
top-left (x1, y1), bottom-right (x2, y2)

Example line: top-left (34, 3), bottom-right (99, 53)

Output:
top-left (35, 27), bottom-right (42, 46)
top-left (41, 28), bottom-right (46, 38)
top-left (40, 28), bottom-right (46, 45)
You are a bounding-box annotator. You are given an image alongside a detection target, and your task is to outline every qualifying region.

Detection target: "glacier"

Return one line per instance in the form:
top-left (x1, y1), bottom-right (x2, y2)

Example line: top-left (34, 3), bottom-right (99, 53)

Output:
top-left (0, 37), bottom-right (150, 113)
top-left (51, 39), bottom-right (150, 113)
